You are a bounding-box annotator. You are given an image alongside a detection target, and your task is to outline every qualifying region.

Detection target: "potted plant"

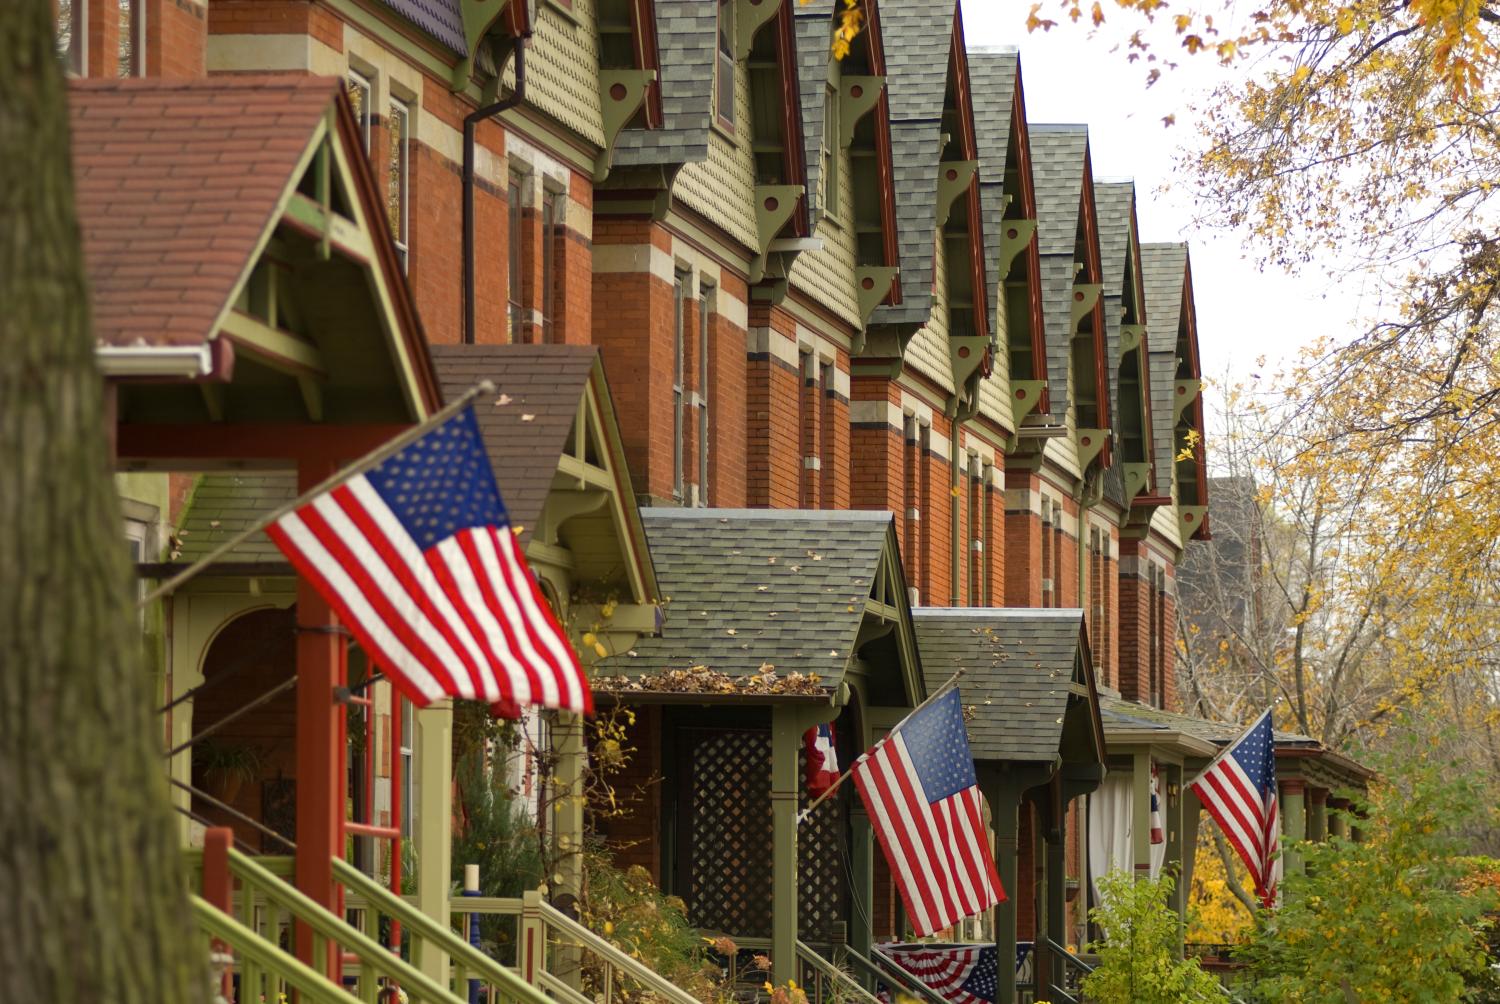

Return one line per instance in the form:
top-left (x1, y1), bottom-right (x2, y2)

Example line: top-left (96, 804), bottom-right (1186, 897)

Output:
top-left (196, 741), bottom-right (266, 803)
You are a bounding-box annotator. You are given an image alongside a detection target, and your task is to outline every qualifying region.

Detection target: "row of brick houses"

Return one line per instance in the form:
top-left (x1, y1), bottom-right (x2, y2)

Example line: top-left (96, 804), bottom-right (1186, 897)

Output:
top-left (67, 0), bottom-right (1363, 1001)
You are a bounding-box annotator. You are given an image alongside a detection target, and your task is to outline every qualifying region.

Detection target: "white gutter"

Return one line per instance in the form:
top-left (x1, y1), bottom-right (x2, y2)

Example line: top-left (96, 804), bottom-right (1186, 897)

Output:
top-left (96, 343), bottom-right (214, 379)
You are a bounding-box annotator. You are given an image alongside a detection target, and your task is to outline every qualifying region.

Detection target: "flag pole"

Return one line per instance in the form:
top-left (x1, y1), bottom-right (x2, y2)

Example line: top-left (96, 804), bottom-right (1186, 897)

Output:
top-left (796, 669), bottom-right (966, 825)
top-left (138, 380), bottom-right (498, 608)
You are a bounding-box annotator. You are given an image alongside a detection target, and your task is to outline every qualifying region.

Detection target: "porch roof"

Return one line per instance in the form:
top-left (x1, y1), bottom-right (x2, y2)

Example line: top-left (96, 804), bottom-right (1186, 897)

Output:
top-left (912, 607), bottom-right (1105, 767)
top-left (596, 509), bottom-right (911, 695)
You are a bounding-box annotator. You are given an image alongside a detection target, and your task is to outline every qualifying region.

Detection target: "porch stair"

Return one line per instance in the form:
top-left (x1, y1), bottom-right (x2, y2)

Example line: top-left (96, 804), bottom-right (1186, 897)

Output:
top-left (186, 834), bottom-right (702, 1004)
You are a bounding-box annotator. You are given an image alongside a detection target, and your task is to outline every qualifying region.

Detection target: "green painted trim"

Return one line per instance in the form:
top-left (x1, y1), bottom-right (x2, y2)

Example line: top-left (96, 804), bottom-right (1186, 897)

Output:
top-left (219, 311), bottom-right (327, 378)
top-left (1076, 428), bottom-right (1108, 468)
top-left (1173, 378), bottom-right (1202, 420)
top-left (595, 69), bottom-right (657, 181)
top-left (455, 0), bottom-right (511, 89)
top-left (754, 184), bottom-right (805, 253)
top-left (736, 0), bottom-right (783, 60)
top-left (996, 219), bottom-right (1036, 276)
top-left (950, 334), bottom-right (988, 389)
top-left (1179, 505), bottom-right (1207, 538)
top-left (1070, 283), bottom-right (1103, 333)
top-left (190, 897), bottom-right (351, 1004)
top-left (855, 265), bottom-right (898, 326)
top-left (839, 76), bottom-right (884, 147)
top-left (935, 160), bottom-right (978, 228)
top-left (1119, 323), bottom-right (1144, 357)
top-left (1011, 379), bottom-right (1046, 422)
top-left (1121, 461), bottom-right (1150, 504)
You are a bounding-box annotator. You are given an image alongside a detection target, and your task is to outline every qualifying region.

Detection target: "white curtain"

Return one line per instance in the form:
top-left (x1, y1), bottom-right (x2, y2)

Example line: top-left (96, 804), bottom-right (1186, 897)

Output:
top-left (1087, 767), bottom-right (1167, 903)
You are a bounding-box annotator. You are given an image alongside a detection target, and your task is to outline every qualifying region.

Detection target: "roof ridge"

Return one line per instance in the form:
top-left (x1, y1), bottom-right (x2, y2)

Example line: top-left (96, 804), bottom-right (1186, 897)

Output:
top-left (640, 507), bottom-right (895, 523)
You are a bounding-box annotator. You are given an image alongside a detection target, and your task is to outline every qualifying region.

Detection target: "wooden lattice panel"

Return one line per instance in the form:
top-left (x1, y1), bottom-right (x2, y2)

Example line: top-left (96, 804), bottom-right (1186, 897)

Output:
top-left (685, 728), bottom-right (774, 938)
top-left (797, 746), bottom-right (846, 946)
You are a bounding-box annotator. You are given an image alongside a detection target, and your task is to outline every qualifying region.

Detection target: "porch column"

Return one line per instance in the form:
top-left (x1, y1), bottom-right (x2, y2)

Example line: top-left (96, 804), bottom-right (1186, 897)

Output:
top-left (771, 706), bottom-right (806, 986)
top-left (1308, 787), bottom-right (1328, 842)
top-left (1281, 778), bottom-right (1306, 876)
top-left (985, 778), bottom-right (1022, 1004)
top-left (294, 457), bottom-right (345, 975)
top-left (1179, 786), bottom-right (1203, 924)
top-left (1328, 797), bottom-right (1348, 840)
top-left (848, 706), bottom-right (876, 961)
top-left (1131, 750), bottom-right (1151, 880)
top-left (415, 700), bottom-right (454, 985)
top-left (1040, 779), bottom-right (1067, 997)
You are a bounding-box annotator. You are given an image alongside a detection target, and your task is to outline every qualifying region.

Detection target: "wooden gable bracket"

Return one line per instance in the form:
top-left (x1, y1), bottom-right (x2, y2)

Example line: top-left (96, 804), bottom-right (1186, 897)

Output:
top-left (1174, 378), bottom-right (1202, 420)
top-left (453, 0), bottom-right (512, 90)
top-left (1077, 427), bottom-right (1109, 468)
top-left (1121, 462), bottom-right (1151, 505)
top-left (1070, 283), bottom-right (1104, 333)
top-left (839, 76), bottom-right (885, 146)
top-left (997, 219), bottom-right (1038, 275)
top-left (750, 184), bottom-right (805, 283)
top-left (950, 334), bottom-right (989, 390)
top-left (1179, 505), bottom-right (1208, 539)
top-left (594, 69), bottom-right (658, 182)
top-left (1012, 379), bottom-right (1047, 423)
top-left (855, 266), bottom-right (899, 327)
top-left (935, 160), bottom-right (978, 228)
top-left (1119, 323), bottom-right (1145, 358)
top-left (736, 0), bottom-right (783, 59)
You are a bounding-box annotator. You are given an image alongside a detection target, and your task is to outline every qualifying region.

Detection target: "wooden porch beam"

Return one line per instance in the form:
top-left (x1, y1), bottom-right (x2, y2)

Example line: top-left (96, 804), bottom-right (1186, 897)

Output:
top-left (116, 422), bottom-right (414, 463)
top-left (219, 311), bottom-right (327, 379)
top-left (282, 192), bottom-right (374, 266)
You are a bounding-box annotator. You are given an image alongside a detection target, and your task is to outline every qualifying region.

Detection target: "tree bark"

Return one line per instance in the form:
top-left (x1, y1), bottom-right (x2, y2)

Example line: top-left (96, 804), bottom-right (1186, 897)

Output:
top-left (0, 4), bottom-right (203, 1000)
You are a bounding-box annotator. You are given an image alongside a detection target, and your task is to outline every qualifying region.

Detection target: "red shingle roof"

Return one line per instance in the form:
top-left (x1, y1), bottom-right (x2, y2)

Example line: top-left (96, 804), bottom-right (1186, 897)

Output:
top-left (69, 75), bottom-right (338, 348)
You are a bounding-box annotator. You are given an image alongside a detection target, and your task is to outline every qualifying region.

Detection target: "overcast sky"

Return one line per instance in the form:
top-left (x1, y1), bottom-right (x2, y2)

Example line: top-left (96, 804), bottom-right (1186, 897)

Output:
top-left (957, 7), bottom-right (1379, 424)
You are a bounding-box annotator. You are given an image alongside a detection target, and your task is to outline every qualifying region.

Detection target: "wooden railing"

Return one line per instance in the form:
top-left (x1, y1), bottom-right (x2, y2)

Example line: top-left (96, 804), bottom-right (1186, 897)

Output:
top-left (795, 940), bottom-right (882, 1004)
top-left (191, 895), bottom-right (352, 1004)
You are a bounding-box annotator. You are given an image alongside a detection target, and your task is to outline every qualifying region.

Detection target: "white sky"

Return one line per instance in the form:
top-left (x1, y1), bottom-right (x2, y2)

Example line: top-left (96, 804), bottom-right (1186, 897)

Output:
top-left (958, 6), bottom-right (1377, 419)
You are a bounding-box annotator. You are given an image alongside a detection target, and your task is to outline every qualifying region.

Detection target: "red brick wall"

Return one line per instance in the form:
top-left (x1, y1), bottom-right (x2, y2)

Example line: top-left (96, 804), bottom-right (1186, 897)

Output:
top-left (207, 0), bottom-right (336, 52)
top-left (823, 365), bottom-right (851, 509)
top-left (1161, 565), bottom-right (1178, 711)
top-left (1004, 471), bottom-right (1042, 607)
top-left (707, 282), bottom-right (748, 507)
top-left (746, 305), bottom-right (801, 509)
top-left (921, 417), bottom-right (954, 606)
top-left (1117, 539), bottom-right (1151, 703)
top-left (851, 377), bottom-right (904, 536)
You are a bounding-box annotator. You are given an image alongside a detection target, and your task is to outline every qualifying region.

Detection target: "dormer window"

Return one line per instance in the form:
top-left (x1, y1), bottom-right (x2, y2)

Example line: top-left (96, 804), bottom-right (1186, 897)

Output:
top-left (716, 0), bottom-right (735, 129)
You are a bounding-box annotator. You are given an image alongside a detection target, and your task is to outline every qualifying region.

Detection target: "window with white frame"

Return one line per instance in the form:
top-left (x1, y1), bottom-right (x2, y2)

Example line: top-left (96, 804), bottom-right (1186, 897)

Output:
top-left (387, 97), bottom-right (410, 271)
top-left (117, 0), bottom-right (143, 77)
top-left (57, 0), bottom-right (85, 75)
top-left (672, 270), bottom-right (689, 501)
top-left (346, 70), bottom-right (373, 152)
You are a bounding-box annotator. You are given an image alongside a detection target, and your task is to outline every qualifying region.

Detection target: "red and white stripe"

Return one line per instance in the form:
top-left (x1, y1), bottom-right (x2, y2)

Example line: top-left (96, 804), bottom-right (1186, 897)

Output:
top-left (1192, 752), bottom-right (1277, 905)
top-left (267, 474), bottom-right (590, 714)
top-left (851, 730), bottom-right (1003, 936)
top-left (886, 948), bottom-right (984, 1004)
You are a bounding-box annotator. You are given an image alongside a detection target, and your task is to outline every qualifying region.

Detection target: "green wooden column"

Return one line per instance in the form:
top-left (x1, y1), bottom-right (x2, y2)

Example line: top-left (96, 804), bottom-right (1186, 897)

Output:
top-left (1179, 785), bottom-right (1204, 922)
top-left (1308, 787), bottom-right (1328, 842)
top-left (1328, 798), bottom-right (1348, 840)
top-left (1131, 750), bottom-right (1152, 880)
top-left (1281, 779), bottom-right (1307, 876)
top-left (771, 705), bottom-right (837, 985)
top-left (848, 701), bottom-right (876, 961)
top-left (980, 766), bottom-right (1051, 1004)
top-left (415, 700), bottom-right (454, 985)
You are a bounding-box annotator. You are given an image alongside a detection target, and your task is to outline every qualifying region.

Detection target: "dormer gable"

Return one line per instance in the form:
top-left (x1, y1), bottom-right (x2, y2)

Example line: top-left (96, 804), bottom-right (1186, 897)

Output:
top-left (1141, 242), bottom-right (1210, 540)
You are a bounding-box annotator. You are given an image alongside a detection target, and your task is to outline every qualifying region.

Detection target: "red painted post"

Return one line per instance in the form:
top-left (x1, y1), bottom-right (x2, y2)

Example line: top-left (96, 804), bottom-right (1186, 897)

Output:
top-left (294, 456), bottom-right (347, 978)
top-left (203, 827), bottom-right (236, 1002)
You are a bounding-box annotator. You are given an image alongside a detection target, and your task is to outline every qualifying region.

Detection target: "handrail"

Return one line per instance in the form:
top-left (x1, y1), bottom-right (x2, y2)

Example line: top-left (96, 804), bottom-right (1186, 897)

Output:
top-left (845, 945), bottom-right (949, 1004)
top-left (796, 940), bottom-right (883, 1004)
top-left (1043, 937), bottom-right (1094, 976)
top-left (331, 857), bottom-right (548, 1004)
top-left (532, 892), bottom-right (704, 1004)
top-left (190, 896), bottom-right (353, 1004)
top-left (225, 849), bottom-right (466, 1004)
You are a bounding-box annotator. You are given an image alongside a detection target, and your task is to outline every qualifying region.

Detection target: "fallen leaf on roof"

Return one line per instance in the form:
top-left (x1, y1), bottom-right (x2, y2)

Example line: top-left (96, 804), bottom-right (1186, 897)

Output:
top-left (521, 413), bottom-right (535, 422)
top-left (495, 394), bottom-right (513, 406)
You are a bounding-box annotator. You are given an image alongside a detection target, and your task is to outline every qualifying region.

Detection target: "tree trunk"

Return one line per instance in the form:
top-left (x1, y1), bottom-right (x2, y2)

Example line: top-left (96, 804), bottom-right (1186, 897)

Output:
top-left (0, 5), bottom-right (203, 1000)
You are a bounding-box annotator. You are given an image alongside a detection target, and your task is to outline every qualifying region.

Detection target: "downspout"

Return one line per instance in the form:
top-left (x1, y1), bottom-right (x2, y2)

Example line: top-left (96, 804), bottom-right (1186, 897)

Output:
top-left (463, 34), bottom-right (530, 346)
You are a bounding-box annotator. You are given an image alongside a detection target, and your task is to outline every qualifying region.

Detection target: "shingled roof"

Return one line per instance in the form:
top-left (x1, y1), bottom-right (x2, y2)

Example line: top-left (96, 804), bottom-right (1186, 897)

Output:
top-left (913, 608), bottom-right (1095, 765)
top-left (600, 509), bottom-right (899, 685)
top-left (613, 0), bottom-right (716, 169)
top-left (175, 473), bottom-right (296, 566)
top-left (794, 6), bottom-right (833, 224)
top-left (1029, 126), bottom-right (1092, 420)
top-left (70, 76), bottom-right (337, 350)
top-left (969, 49), bottom-right (1020, 335)
top-left (1141, 243), bottom-right (1189, 493)
top-left (430, 344), bottom-right (601, 549)
top-left (868, 0), bottom-right (956, 329)
top-left (377, 0), bottom-right (467, 55)
top-left (1094, 181), bottom-right (1135, 442)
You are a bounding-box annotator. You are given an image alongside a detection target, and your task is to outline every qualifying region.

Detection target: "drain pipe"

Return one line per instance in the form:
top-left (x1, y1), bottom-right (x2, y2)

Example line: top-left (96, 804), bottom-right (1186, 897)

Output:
top-left (463, 34), bottom-right (529, 345)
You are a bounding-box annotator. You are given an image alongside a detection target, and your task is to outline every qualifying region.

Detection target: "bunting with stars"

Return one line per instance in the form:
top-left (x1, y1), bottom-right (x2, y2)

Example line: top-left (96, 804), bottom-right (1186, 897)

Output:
top-left (265, 405), bottom-right (591, 714)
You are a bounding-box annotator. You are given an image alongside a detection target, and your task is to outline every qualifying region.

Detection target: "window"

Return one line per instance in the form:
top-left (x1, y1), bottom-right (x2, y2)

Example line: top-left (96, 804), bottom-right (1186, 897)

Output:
top-left (967, 455), bottom-right (983, 607)
top-left (800, 351), bottom-right (820, 508)
top-left (819, 360), bottom-right (835, 506)
top-left (672, 271), bottom-right (689, 501)
top-left (1051, 502), bottom-right (1064, 608)
top-left (117, 0), bottom-right (142, 77)
top-left (698, 286), bottom-right (712, 502)
top-left (123, 516), bottom-right (150, 622)
top-left (903, 415), bottom-right (920, 604)
top-left (347, 71), bottom-right (373, 152)
top-left (507, 174), bottom-right (524, 342)
top-left (918, 423), bottom-right (932, 599)
top-left (56, 0), bottom-right (85, 75)
top-left (387, 98), bottom-right (410, 271)
top-left (1040, 498), bottom-right (1053, 607)
top-left (539, 189), bottom-right (559, 342)
top-left (978, 462), bottom-right (993, 606)
top-left (715, 0), bottom-right (735, 128)
top-left (820, 83), bottom-right (838, 218)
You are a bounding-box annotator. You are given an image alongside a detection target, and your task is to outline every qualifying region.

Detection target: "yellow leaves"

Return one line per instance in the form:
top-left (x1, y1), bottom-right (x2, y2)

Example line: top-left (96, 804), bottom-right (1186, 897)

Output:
top-left (1026, 4), bottom-right (1058, 33)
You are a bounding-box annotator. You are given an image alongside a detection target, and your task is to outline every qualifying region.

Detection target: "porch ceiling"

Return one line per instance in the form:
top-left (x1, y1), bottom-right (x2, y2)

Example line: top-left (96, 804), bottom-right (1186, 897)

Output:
top-left (912, 606), bottom-right (1105, 769)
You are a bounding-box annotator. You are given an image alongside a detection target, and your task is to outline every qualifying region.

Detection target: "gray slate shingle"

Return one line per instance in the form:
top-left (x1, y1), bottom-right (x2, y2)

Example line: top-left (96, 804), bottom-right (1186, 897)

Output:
top-left (913, 607), bottom-right (1087, 765)
top-left (1141, 243), bottom-right (1189, 487)
top-left (177, 473), bottom-right (296, 564)
top-left (377, 0), bottom-right (467, 56)
top-left (969, 49), bottom-right (1019, 335)
top-left (1094, 180), bottom-right (1136, 504)
top-left (869, 0), bottom-right (957, 329)
top-left (599, 509), bottom-right (896, 683)
top-left (793, 6), bottom-right (832, 226)
top-left (1030, 126), bottom-right (1091, 421)
top-left (1099, 695), bottom-right (1319, 747)
top-left (614, 0), bottom-right (716, 168)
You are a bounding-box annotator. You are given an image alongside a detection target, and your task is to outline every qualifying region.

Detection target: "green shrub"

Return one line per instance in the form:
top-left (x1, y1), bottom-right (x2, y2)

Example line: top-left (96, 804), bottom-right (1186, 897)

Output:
top-left (1081, 870), bottom-right (1229, 1004)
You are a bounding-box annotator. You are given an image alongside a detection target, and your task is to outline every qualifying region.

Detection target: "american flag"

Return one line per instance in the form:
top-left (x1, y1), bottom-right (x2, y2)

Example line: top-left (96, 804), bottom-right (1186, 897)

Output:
top-left (878, 944), bottom-right (998, 1004)
top-left (804, 722), bottom-right (840, 797)
top-left (1189, 709), bottom-right (1279, 907)
top-left (265, 406), bottom-right (591, 714)
top-left (851, 689), bottom-right (1004, 936)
